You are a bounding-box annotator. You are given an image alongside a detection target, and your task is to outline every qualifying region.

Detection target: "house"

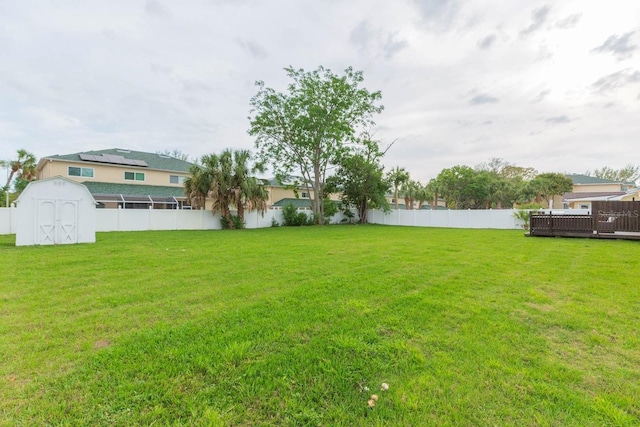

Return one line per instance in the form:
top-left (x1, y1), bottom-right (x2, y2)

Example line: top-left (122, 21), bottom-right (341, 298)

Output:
top-left (36, 149), bottom-right (195, 209)
top-left (558, 174), bottom-right (638, 210)
top-left (263, 177), bottom-right (341, 209)
top-left (562, 188), bottom-right (640, 210)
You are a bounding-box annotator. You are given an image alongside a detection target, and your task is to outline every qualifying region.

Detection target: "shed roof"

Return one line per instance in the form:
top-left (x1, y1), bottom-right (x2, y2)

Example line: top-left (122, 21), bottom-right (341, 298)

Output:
top-left (16, 176), bottom-right (96, 205)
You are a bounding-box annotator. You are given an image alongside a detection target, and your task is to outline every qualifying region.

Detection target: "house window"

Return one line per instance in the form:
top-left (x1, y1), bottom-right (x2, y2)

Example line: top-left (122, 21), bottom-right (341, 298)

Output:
top-left (170, 175), bottom-right (185, 184)
top-left (124, 171), bottom-right (145, 181)
top-left (68, 166), bottom-right (94, 178)
top-left (301, 192), bottom-right (309, 198)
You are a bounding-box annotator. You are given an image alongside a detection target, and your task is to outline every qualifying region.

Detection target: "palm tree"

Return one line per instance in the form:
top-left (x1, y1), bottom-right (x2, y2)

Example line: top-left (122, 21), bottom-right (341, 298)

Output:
top-left (491, 178), bottom-right (513, 209)
top-left (426, 178), bottom-right (441, 210)
top-left (402, 180), bottom-right (419, 210)
top-left (414, 182), bottom-right (433, 210)
top-left (228, 149), bottom-right (268, 224)
top-left (204, 151), bottom-right (234, 222)
top-left (183, 164), bottom-right (211, 210)
top-left (241, 177), bottom-right (269, 220)
top-left (4, 149), bottom-right (37, 190)
top-left (186, 149), bottom-right (268, 228)
top-left (387, 166), bottom-right (409, 210)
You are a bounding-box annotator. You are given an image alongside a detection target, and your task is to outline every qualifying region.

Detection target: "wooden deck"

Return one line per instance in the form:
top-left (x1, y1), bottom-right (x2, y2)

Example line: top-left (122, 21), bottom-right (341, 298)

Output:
top-left (528, 201), bottom-right (640, 241)
top-left (526, 230), bottom-right (640, 241)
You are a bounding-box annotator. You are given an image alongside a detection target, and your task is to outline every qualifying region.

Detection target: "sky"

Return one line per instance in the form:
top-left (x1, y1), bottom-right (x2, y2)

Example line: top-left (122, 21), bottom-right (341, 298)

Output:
top-left (1, 0), bottom-right (639, 183)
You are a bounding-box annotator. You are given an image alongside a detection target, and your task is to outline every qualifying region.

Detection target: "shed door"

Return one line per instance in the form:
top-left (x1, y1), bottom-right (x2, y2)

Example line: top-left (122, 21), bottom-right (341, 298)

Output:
top-left (37, 200), bottom-right (57, 244)
top-left (36, 200), bottom-right (78, 245)
top-left (59, 200), bottom-right (78, 243)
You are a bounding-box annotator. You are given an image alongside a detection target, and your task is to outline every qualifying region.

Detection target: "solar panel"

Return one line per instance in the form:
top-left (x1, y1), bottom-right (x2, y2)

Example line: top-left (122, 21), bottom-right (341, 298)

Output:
top-left (77, 153), bottom-right (148, 167)
top-left (103, 154), bottom-right (124, 163)
top-left (79, 154), bottom-right (98, 161)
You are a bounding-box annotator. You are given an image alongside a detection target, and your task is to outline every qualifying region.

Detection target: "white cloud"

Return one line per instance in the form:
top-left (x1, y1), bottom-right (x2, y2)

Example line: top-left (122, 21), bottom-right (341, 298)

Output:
top-left (0, 0), bottom-right (639, 183)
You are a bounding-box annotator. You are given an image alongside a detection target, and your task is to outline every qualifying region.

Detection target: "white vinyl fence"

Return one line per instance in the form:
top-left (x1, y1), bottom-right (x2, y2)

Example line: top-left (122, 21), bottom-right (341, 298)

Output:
top-left (0, 206), bottom-right (17, 235)
top-left (369, 208), bottom-right (520, 229)
top-left (0, 206), bottom-right (590, 235)
top-left (368, 208), bottom-right (589, 229)
top-left (93, 208), bottom-right (287, 232)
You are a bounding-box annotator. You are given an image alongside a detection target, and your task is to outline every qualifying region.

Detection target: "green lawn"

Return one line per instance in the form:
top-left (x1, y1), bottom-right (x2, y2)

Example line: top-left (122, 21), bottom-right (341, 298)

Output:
top-left (1, 226), bottom-right (639, 426)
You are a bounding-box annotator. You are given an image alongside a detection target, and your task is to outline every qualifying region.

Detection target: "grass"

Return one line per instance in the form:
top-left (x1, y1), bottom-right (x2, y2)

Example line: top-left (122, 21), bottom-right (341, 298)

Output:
top-left (1, 225), bottom-right (639, 426)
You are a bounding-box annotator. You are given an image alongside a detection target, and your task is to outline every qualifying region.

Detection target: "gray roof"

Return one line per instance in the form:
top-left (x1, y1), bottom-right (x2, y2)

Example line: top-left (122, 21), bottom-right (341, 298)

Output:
top-left (272, 198), bottom-right (313, 208)
top-left (264, 176), bottom-right (310, 188)
top-left (567, 174), bottom-right (633, 186)
top-left (82, 181), bottom-right (187, 198)
top-left (42, 148), bottom-right (196, 173)
top-left (563, 191), bottom-right (626, 201)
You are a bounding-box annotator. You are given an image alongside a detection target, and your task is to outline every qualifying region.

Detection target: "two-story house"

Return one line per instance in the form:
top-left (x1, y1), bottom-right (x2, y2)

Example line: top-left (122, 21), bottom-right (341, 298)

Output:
top-left (36, 148), bottom-right (195, 209)
top-left (559, 174), bottom-right (639, 210)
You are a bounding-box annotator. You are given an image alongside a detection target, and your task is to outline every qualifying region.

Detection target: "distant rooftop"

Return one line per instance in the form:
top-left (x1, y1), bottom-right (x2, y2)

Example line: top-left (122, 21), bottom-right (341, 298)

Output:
top-left (563, 191), bottom-right (626, 201)
top-left (271, 198), bottom-right (312, 208)
top-left (264, 176), bottom-right (310, 187)
top-left (567, 174), bottom-right (634, 186)
top-left (82, 181), bottom-right (187, 198)
top-left (42, 148), bottom-right (195, 173)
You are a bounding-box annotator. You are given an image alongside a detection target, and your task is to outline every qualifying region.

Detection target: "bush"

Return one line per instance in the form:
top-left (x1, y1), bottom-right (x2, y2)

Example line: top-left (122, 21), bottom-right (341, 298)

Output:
top-left (323, 198), bottom-right (338, 221)
top-left (282, 203), bottom-right (309, 226)
top-left (341, 209), bottom-right (356, 224)
top-left (220, 214), bottom-right (245, 230)
top-left (513, 203), bottom-right (544, 231)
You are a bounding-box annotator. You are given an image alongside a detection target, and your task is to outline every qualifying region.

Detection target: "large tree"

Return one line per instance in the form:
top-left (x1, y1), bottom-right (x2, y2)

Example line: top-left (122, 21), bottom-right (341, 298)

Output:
top-left (529, 172), bottom-right (573, 208)
top-left (248, 66), bottom-right (383, 224)
top-left (436, 165), bottom-right (489, 209)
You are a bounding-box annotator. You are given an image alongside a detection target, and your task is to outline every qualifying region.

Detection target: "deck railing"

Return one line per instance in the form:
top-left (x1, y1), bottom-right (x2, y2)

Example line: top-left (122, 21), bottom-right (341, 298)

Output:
top-left (530, 214), bottom-right (592, 235)
top-left (530, 201), bottom-right (640, 237)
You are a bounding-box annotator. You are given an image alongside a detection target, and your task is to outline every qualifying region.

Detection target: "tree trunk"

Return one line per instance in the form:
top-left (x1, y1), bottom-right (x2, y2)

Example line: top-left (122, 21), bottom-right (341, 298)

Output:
top-left (358, 200), bottom-right (368, 224)
top-left (4, 170), bottom-right (16, 190)
top-left (237, 202), bottom-right (245, 227)
top-left (313, 163), bottom-right (323, 225)
top-left (394, 188), bottom-right (399, 210)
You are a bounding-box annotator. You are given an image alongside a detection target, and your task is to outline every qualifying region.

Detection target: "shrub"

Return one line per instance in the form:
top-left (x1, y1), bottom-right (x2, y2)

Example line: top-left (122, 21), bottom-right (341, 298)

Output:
top-left (341, 209), bottom-right (356, 224)
top-left (282, 203), bottom-right (309, 226)
top-left (512, 204), bottom-right (542, 231)
top-left (220, 214), bottom-right (245, 230)
top-left (323, 198), bottom-right (338, 221)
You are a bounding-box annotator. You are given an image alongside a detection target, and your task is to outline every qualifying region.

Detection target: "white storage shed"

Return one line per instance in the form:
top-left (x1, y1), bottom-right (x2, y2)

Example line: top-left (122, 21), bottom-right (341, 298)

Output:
top-left (15, 176), bottom-right (97, 246)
